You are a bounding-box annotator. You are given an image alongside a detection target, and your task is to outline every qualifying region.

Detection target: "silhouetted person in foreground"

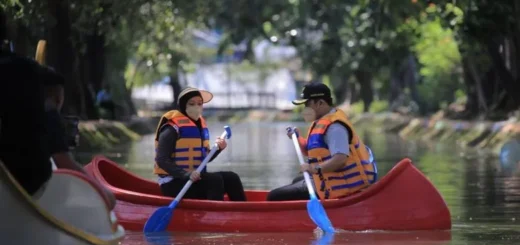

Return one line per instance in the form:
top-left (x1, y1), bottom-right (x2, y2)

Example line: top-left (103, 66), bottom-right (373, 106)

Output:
top-left (0, 51), bottom-right (53, 196)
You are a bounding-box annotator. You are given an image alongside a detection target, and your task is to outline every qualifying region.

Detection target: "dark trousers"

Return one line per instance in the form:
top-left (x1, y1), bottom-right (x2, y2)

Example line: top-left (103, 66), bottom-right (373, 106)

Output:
top-left (266, 175), bottom-right (311, 201)
top-left (160, 171), bottom-right (246, 201)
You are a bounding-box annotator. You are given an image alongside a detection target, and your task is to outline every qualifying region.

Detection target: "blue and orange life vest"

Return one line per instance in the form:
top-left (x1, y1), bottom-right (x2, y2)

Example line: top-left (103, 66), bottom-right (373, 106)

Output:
top-left (153, 110), bottom-right (210, 175)
top-left (305, 109), bottom-right (377, 200)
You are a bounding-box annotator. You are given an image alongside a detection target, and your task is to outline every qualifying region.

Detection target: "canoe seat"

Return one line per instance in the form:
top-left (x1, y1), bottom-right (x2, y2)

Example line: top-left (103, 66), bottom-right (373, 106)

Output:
top-left (37, 169), bottom-right (125, 239)
top-left (54, 169), bottom-right (111, 208)
top-left (0, 160), bottom-right (125, 244)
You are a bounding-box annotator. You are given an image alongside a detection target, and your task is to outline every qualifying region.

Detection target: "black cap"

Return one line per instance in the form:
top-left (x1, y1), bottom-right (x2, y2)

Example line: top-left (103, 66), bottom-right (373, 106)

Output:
top-left (292, 82), bottom-right (332, 105)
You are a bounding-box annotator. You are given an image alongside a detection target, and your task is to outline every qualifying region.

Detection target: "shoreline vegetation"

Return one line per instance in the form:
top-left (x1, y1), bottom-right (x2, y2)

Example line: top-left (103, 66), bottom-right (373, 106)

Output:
top-left (349, 112), bottom-right (517, 157)
top-left (5, 1), bottom-right (520, 158)
top-left (79, 106), bottom-right (519, 157)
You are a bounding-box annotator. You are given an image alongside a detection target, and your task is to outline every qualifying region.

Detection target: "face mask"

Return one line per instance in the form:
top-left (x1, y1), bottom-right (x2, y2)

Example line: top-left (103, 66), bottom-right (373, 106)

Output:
top-left (302, 107), bottom-right (317, 122)
top-left (186, 106), bottom-right (202, 120)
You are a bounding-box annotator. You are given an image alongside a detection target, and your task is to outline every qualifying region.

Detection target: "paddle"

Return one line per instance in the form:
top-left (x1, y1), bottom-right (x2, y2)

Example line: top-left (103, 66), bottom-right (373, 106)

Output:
top-left (143, 126), bottom-right (232, 233)
top-left (288, 127), bottom-right (335, 233)
top-left (34, 39), bottom-right (59, 172)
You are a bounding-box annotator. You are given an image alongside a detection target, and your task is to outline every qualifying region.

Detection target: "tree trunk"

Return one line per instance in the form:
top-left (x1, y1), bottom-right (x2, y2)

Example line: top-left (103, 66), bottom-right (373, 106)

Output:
top-left (389, 69), bottom-right (402, 104)
top-left (350, 80), bottom-right (360, 103)
top-left (12, 24), bottom-right (30, 56)
top-left (82, 78), bottom-right (99, 119)
top-left (487, 37), bottom-right (520, 107)
top-left (127, 60), bottom-right (144, 93)
top-left (513, 2), bottom-right (520, 80)
top-left (123, 60), bottom-right (143, 116)
top-left (0, 9), bottom-right (6, 42)
top-left (403, 55), bottom-right (421, 106)
top-left (512, 34), bottom-right (520, 81)
top-left (79, 32), bottom-right (107, 119)
top-left (47, 0), bottom-right (86, 118)
top-left (244, 38), bottom-right (255, 63)
top-left (464, 57), bottom-right (488, 114)
top-left (355, 70), bottom-right (374, 112)
top-left (87, 33), bottom-right (106, 92)
top-left (78, 54), bottom-right (99, 119)
top-left (170, 66), bottom-right (182, 109)
top-left (460, 70), bottom-right (478, 119)
top-left (121, 84), bottom-right (137, 116)
top-left (331, 73), bottom-right (349, 105)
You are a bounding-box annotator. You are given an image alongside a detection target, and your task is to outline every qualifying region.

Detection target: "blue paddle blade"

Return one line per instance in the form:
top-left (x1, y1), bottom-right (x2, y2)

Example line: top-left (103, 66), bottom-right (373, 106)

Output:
top-left (307, 198), bottom-right (335, 233)
top-left (143, 207), bottom-right (173, 233)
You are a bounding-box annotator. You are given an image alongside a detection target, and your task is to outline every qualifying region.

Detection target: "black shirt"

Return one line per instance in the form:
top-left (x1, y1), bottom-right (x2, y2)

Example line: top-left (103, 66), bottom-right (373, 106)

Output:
top-left (44, 108), bottom-right (69, 155)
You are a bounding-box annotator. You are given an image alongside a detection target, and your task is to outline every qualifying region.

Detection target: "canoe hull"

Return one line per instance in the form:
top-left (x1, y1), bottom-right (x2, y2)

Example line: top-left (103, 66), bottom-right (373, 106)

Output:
top-left (0, 160), bottom-right (124, 245)
top-left (86, 156), bottom-right (451, 232)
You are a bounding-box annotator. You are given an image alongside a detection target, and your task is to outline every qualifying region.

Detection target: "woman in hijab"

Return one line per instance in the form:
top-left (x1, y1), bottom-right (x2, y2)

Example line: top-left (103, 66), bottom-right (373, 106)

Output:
top-left (153, 87), bottom-right (246, 201)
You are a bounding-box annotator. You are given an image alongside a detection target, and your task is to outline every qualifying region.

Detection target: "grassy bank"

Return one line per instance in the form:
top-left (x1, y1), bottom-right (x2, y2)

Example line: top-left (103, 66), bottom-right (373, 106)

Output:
top-left (82, 105), bottom-right (519, 157)
top-left (77, 110), bottom-right (294, 150)
top-left (347, 112), bottom-right (519, 156)
top-left (77, 117), bottom-right (156, 151)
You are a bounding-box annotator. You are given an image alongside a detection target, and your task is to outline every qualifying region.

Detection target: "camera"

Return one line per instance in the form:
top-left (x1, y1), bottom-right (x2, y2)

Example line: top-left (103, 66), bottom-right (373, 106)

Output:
top-left (62, 116), bottom-right (80, 149)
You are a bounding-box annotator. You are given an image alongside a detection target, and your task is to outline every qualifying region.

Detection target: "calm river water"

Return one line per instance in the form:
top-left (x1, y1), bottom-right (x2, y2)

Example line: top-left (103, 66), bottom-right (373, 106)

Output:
top-left (76, 121), bottom-right (520, 245)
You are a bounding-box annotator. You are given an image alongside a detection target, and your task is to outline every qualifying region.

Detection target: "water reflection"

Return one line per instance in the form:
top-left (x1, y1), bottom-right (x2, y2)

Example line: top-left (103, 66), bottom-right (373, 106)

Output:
top-left (312, 232), bottom-right (335, 245)
top-left (75, 122), bottom-right (520, 244)
top-left (499, 139), bottom-right (520, 175)
top-left (128, 230), bottom-right (452, 245)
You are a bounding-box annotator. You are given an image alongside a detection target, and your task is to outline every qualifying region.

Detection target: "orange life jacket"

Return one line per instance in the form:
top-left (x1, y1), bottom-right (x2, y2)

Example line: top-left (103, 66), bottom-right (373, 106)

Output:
top-left (306, 109), bottom-right (377, 199)
top-left (153, 110), bottom-right (210, 175)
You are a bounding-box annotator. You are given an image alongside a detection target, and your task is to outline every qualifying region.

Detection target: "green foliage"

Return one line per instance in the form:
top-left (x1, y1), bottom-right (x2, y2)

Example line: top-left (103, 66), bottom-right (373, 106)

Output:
top-left (414, 19), bottom-right (460, 78)
top-left (370, 100), bottom-right (390, 113)
top-left (321, 75), bottom-right (336, 103)
top-left (119, 1), bottom-right (209, 88)
top-left (6, 0), bottom-right (516, 118)
top-left (350, 100), bottom-right (389, 114)
top-left (0, 1), bottom-right (23, 19)
top-left (454, 89), bottom-right (466, 100)
top-left (406, 5), bottom-right (463, 111)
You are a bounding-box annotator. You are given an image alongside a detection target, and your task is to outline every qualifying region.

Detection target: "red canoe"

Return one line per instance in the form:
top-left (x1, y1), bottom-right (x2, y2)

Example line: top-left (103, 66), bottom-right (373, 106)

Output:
top-left (85, 155), bottom-right (451, 232)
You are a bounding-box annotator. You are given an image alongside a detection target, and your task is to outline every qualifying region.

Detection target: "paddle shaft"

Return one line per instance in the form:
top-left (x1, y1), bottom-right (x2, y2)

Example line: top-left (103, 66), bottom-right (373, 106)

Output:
top-left (169, 130), bottom-right (229, 208)
top-left (290, 130), bottom-right (318, 199)
top-left (50, 157), bottom-right (57, 171)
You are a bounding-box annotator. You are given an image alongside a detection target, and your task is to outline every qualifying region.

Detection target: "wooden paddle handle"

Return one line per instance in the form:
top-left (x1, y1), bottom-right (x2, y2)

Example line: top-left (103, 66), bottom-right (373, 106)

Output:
top-left (36, 40), bottom-right (57, 171)
top-left (35, 40), bottom-right (47, 65)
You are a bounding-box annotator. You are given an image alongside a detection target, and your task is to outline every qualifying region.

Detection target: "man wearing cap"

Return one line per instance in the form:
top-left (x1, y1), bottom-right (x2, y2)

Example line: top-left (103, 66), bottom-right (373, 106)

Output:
top-left (153, 87), bottom-right (247, 201)
top-left (267, 82), bottom-right (377, 201)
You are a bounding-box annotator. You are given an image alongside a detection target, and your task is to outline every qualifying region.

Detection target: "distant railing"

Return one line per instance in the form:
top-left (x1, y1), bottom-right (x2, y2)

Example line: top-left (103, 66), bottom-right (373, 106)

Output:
top-left (133, 91), bottom-right (281, 112)
top-left (203, 92), bottom-right (277, 110)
